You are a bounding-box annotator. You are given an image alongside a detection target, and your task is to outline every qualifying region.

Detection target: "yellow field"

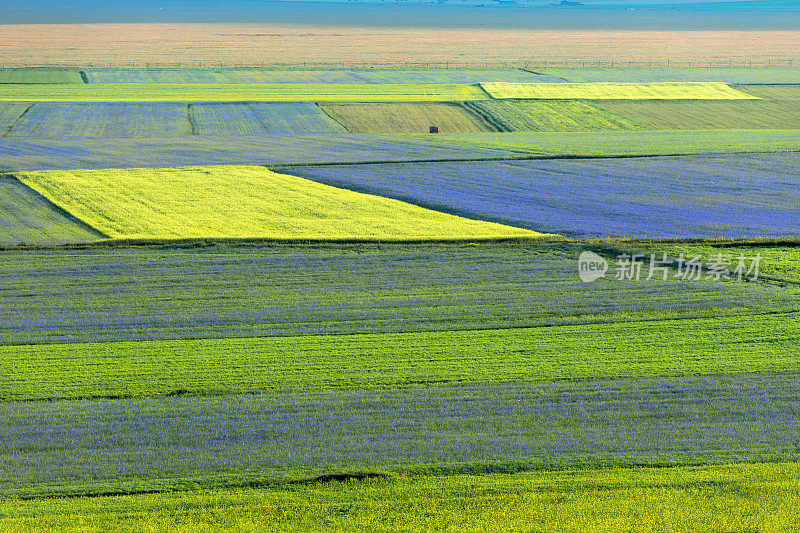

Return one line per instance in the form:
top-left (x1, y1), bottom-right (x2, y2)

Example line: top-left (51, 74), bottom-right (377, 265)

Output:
top-left (318, 102), bottom-right (496, 133)
top-left (16, 166), bottom-right (545, 240)
top-left (0, 83), bottom-right (489, 102)
top-left (481, 82), bottom-right (758, 100)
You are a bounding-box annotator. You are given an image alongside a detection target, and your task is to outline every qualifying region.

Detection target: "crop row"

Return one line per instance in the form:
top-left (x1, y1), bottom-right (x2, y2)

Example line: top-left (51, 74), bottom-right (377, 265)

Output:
top-left (1, 373), bottom-right (799, 496)
top-left (3, 462), bottom-right (798, 531)
top-left (290, 152), bottom-right (800, 238)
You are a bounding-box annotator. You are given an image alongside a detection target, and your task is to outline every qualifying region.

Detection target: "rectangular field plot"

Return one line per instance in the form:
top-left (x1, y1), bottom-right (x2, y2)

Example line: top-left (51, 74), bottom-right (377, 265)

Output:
top-left (735, 84), bottom-right (800, 100)
top-left (2, 244), bottom-right (796, 345)
top-left (84, 68), bottom-right (564, 84)
top-left (539, 67), bottom-right (800, 84)
top-left (188, 102), bottom-right (346, 134)
top-left (466, 100), bottom-right (638, 131)
top-left (5, 102), bottom-right (191, 137)
top-left (481, 82), bottom-right (757, 100)
top-left (319, 102), bottom-right (496, 133)
top-left (0, 68), bottom-right (83, 84)
top-left (593, 99), bottom-right (800, 130)
top-left (0, 135), bottom-right (515, 171)
top-left (0, 83), bottom-right (491, 102)
top-left (16, 165), bottom-right (539, 241)
top-left (0, 178), bottom-right (103, 245)
top-left (2, 373), bottom-right (799, 496)
top-left (433, 130), bottom-right (800, 157)
top-left (0, 102), bottom-right (30, 134)
top-left (289, 153), bottom-right (800, 238)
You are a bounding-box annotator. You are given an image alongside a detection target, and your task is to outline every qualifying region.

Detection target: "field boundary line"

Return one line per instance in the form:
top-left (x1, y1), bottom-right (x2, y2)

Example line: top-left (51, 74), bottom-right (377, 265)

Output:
top-left (0, 103), bottom-right (33, 137)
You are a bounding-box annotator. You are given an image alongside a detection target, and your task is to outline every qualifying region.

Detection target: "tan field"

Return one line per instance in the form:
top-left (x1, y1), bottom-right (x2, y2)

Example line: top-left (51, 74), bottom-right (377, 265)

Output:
top-left (0, 24), bottom-right (798, 67)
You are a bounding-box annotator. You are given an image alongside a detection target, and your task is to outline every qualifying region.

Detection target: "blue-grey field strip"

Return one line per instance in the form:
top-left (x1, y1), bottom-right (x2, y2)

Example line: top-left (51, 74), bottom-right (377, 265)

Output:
top-left (2, 373), bottom-right (798, 497)
top-left (82, 69), bottom-right (565, 84)
top-left (288, 153), bottom-right (800, 239)
top-left (0, 245), bottom-right (796, 345)
top-left (0, 135), bottom-right (516, 171)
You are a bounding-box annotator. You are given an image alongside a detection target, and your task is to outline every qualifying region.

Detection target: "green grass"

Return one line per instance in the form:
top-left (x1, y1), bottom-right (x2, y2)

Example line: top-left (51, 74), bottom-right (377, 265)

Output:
top-left (2, 311), bottom-right (798, 401)
top-left (16, 165), bottom-right (542, 241)
top-left (0, 178), bottom-right (104, 245)
top-left (465, 100), bottom-right (639, 131)
top-left (0, 68), bottom-right (84, 84)
top-left (318, 102), bottom-right (496, 133)
top-left (426, 129), bottom-right (800, 156)
top-left (593, 99), bottom-right (800, 130)
top-left (480, 82), bottom-right (757, 100)
top-left (734, 84), bottom-right (800, 100)
top-left (539, 67), bottom-right (800, 84)
top-left (2, 463), bottom-right (799, 532)
top-left (0, 83), bottom-right (491, 102)
top-left (630, 244), bottom-right (800, 284)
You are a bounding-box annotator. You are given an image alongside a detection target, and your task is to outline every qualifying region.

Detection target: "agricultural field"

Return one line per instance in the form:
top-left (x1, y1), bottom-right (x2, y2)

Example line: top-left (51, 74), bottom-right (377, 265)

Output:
top-left (15, 165), bottom-right (541, 240)
top-left (0, 83), bottom-right (491, 102)
top-left (0, 68), bottom-right (83, 84)
top-left (480, 82), bottom-right (756, 100)
top-left (592, 99), bottom-right (800, 130)
top-left (318, 102), bottom-right (495, 133)
top-left (538, 67), bottom-right (800, 83)
top-left (465, 100), bottom-right (639, 131)
top-left (288, 153), bottom-right (800, 238)
top-left (1, 244), bottom-right (795, 345)
top-left (83, 68), bottom-right (563, 84)
top-left (435, 129), bottom-right (800, 157)
top-left (187, 102), bottom-right (346, 134)
top-left (2, 62), bottom-right (800, 530)
top-left (4, 102), bottom-right (191, 137)
top-left (3, 463), bottom-right (799, 532)
top-left (0, 178), bottom-right (104, 245)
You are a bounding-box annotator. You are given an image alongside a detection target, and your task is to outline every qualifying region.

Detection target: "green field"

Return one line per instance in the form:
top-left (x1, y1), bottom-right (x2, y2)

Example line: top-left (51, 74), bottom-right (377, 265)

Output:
top-left (466, 100), bottom-right (639, 131)
top-left (318, 102), bottom-right (496, 133)
top-left (593, 99), bottom-right (800, 130)
top-left (0, 178), bottom-right (104, 245)
top-left (2, 311), bottom-right (798, 401)
top-left (0, 83), bottom-right (491, 102)
top-left (1, 462), bottom-right (798, 532)
top-left (735, 84), bottom-right (800, 99)
top-left (480, 82), bottom-right (757, 100)
top-left (0, 68), bottom-right (84, 84)
top-left (16, 165), bottom-right (542, 240)
top-left (429, 129), bottom-right (800, 156)
top-left (539, 67), bottom-right (800, 84)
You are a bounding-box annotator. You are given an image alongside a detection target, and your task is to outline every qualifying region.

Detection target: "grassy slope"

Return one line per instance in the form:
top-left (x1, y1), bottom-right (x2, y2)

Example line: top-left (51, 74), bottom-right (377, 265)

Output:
top-left (428, 129), bottom-right (800, 156)
top-left (2, 311), bottom-right (798, 401)
top-left (318, 102), bottom-right (496, 133)
top-left (0, 83), bottom-right (490, 102)
top-left (3, 463), bottom-right (798, 532)
top-left (16, 166), bottom-right (542, 240)
top-left (480, 82), bottom-right (757, 100)
top-left (539, 67), bottom-right (800, 83)
top-left (0, 68), bottom-right (83, 84)
top-left (735, 84), bottom-right (800, 99)
top-left (0, 178), bottom-right (103, 245)
top-left (593, 99), bottom-right (800, 130)
top-left (466, 100), bottom-right (639, 131)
